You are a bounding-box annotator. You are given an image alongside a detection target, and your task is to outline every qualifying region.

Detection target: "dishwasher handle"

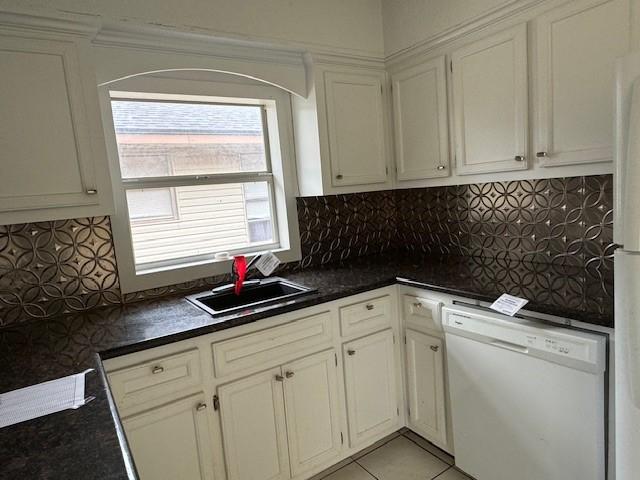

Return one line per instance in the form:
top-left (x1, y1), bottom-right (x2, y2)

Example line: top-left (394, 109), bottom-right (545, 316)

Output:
top-left (490, 339), bottom-right (529, 354)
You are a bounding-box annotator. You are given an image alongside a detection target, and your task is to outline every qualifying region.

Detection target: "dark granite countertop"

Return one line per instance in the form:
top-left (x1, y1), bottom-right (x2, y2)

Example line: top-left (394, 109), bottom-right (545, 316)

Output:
top-left (0, 253), bottom-right (613, 479)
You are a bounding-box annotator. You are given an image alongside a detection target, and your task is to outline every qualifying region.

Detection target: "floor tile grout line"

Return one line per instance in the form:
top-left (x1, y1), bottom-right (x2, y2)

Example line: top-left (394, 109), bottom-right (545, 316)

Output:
top-left (402, 432), bottom-right (453, 464)
top-left (317, 459), bottom-right (354, 480)
top-left (353, 458), bottom-right (381, 480)
top-left (432, 466), bottom-right (453, 479)
top-left (350, 431), bottom-right (402, 461)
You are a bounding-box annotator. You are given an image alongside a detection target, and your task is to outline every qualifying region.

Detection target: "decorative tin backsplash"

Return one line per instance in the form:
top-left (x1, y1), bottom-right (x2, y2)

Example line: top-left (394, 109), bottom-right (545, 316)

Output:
top-left (0, 175), bottom-right (614, 326)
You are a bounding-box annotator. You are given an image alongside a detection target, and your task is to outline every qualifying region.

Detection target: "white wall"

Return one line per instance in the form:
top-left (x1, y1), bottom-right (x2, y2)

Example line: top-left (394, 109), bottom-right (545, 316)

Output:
top-left (0, 0), bottom-right (385, 56)
top-left (382, 0), bottom-right (522, 56)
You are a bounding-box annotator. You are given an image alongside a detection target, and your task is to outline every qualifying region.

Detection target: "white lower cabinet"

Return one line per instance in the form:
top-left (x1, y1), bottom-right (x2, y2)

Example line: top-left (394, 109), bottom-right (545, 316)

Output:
top-left (282, 350), bottom-right (342, 477)
top-left (121, 393), bottom-right (215, 480)
top-left (218, 350), bottom-right (342, 480)
top-left (405, 329), bottom-right (447, 448)
top-left (343, 329), bottom-right (399, 447)
top-left (218, 367), bottom-right (291, 480)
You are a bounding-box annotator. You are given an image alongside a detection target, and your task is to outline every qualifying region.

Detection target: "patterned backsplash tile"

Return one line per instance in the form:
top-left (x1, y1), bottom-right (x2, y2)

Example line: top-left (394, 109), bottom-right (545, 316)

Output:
top-left (0, 175), bottom-right (614, 326)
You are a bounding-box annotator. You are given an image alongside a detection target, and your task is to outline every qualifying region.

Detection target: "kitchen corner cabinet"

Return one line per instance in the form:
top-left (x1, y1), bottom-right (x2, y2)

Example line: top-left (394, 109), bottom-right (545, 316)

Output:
top-left (292, 63), bottom-right (392, 196)
top-left (405, 330), bottom-right (447, 448)
top-left (391, 56), bottom-right (450, 181)
top-left (451, 23), bottom-right (529, 175)
top-left (121, 393), bottom-right (215, 480)
top-left (0, 30), bottom-right (113, 224)
top-left (218, 349), bottom-right (342, 480)
top-left (343, 329), bottom-right (399, 448)
top-left (533, 0), bottom-right (630, 167)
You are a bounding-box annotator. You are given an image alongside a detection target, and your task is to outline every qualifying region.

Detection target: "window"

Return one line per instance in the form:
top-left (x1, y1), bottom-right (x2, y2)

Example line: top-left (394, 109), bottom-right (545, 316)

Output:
top-left (102, 77), bottom-right (300, 293)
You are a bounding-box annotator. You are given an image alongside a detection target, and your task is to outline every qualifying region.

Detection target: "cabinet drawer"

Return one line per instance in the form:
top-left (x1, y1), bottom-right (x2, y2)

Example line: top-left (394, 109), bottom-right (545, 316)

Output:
top-left (212, 311), bottom-right (333, 378)
top-left (403, 295), bottom-right (443, 332)
top-left (108, 349), bottom-right (202, 411)
top-left (339, 295), bottom-right (392, 337)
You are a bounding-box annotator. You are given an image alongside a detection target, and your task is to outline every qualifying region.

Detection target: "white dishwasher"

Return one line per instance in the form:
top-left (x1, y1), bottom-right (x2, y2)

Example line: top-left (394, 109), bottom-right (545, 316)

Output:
top-left (442, 305), bottom-right (607, 480)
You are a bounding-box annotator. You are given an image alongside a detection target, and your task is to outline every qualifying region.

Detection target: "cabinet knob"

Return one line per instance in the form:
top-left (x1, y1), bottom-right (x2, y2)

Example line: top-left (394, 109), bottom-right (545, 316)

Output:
top-left (196, 402), bottom-right (207, 411)
top-left (86, 189), bottom-right (98, 195)
top-left (335, 174), bottom-right (343, 180)
top-left (152, 366), bottom-right (164, 374)
top-left (275, 374), bottom-right (285, 382)
top-left (413, 302), bottom-right (422, 308)
top-left (285, 371), bottom-right (295, 378)
top-left (430, 345), bottom-right (439, 352)
top-left (436, 165), bottom-right (446, 171)
top-left (347, 349), bottom-right (356, 356)
top-left (365, 304), bottom-right (375, 311)
top-left (514, 155), bottom-right (525, 162)
top-left (536, 151), bottom-right (549, 158)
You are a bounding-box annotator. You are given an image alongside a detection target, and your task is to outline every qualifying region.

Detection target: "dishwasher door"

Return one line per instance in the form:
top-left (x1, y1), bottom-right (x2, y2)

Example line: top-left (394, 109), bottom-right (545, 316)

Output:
top-left (443, 306), bottom-right (607, 480)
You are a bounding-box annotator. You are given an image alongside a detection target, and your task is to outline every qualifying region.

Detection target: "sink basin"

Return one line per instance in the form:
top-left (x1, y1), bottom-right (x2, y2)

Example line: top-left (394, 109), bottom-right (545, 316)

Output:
top-left (186, 277), bottom-right (316, 316)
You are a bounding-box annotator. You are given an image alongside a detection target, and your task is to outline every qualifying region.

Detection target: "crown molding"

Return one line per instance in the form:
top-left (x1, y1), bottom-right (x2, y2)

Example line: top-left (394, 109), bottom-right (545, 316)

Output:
top-left (385, 0), bottom-right (548, 66)
top-left (0, 10), bottom-right (98, 37)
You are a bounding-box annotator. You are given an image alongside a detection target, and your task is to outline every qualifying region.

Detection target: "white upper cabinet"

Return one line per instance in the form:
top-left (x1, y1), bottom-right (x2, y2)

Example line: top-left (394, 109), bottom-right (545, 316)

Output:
top-left (325, 71), bottom-right (388, 187)
top-left (391, 56), bottom-right (449, 181)
top-left (0, 30), bottom-right (112, 224)
top-left (533, 0), bottom-right (630, 166)
top-left (451, 24), bottom-right (529, 175)
top-left (293, 61), bottom-right (392, 196)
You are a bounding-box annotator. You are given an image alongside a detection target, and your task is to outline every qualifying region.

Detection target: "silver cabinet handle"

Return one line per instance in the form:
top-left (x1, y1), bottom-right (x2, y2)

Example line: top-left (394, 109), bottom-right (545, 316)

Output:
top-left (514, 155), bottom-right (525, 162)
top-left (365, 304), bottom-right (374, 311)
top-left (152, 366), bottom-right (164, 374)
top-left (436, 165), bottom-right (446, 171)
top-left (536, 151), bottom-right (549, 158)
top-left (285, 371), bottom-right (295, 379)
top-left (196, 402), bottom-right (207, 411)
top-left (335, 174), bottom-right (343, 180)
top-left (86, 189), bottom-right (98, 195)
top-left (347, 349), bottom-right (356, 356)
top-left (275, 374), bottom-right (285, 382)
top-left (430, 345), bottom-right (439, 352)
top-left (413, 302), bottom-right (422, 308)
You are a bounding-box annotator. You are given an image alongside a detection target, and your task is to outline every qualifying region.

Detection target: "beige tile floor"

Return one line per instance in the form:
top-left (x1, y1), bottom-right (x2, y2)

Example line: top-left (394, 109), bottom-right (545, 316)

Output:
top-left (312, 431), bottom-right (473, 480)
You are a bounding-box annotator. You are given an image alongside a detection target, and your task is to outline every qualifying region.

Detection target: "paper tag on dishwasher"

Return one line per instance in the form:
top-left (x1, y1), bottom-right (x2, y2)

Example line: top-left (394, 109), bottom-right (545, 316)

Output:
top-left (490, 294), bottom-right (529, 316)
top-left (254, 252), bottom-right (281, 276)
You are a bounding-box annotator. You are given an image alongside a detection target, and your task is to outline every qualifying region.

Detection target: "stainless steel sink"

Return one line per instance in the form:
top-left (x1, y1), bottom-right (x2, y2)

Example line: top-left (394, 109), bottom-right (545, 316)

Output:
top-left (186, 277), bottom-right (316, 316)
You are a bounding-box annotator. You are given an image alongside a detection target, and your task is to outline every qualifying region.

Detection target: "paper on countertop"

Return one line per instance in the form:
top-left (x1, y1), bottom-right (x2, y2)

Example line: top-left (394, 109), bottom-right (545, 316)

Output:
top-left (254, 251), bottom-right (281, 276)
top-left (490, 293), bottom-right (529, 317)
top-left (0, 369), bottom-right (94, 428)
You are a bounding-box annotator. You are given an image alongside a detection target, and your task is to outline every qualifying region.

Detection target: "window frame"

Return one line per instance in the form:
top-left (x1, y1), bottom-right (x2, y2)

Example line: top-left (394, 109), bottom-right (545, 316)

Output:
top-left (98, 73), bottom-right (301, 293)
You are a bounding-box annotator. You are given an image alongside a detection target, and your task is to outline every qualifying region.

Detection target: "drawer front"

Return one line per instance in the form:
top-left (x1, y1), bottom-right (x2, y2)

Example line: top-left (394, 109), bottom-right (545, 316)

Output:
top-left (339, 295), bottom-right (392, 337)
top-left (403, 295), bottom-right (443, 332)
top-left (109, 349), bottom-right (202, 411)
top-left (212, 311), bottom-right (333, 378)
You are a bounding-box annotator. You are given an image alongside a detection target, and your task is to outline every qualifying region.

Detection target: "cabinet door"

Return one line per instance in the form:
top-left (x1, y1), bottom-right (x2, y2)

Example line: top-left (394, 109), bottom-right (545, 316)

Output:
top-left (282, 350), bottom-right (342, 477)
top-left (534, 0), bottom-right (630, 166)
top-left (392, 56), bottom-right (449, 180)
top-left (122, 394), bottom-right (215, 480)
top-left (0, 34), bottom-right (99, 213)
top-left (218, 368), bottom-right (290, 480)
top-left (343, 329), bottom-right (398, 447)
top-left (452, 24), bottom-right (528, 175)
top-left (405, 330), bottom-right (447, 448)
top-left (324, 71), bottom-right (388, 187)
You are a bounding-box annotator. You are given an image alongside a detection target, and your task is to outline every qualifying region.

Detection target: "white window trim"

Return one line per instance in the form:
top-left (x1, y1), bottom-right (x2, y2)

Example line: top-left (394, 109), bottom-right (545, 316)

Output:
top-left (98, 73), bottom-right (301, 294)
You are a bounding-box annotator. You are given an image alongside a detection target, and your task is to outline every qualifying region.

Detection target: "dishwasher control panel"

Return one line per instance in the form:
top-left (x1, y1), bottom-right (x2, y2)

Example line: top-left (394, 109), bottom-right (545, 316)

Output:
top-left (443, 306), bottom-right (606, 371)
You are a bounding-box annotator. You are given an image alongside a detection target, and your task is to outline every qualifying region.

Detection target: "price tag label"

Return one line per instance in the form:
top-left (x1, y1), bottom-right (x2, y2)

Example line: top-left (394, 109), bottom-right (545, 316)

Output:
top-left (490, 294), bottom-right (529, 316)
top-left (254, 251), bottom-right (280, 277)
